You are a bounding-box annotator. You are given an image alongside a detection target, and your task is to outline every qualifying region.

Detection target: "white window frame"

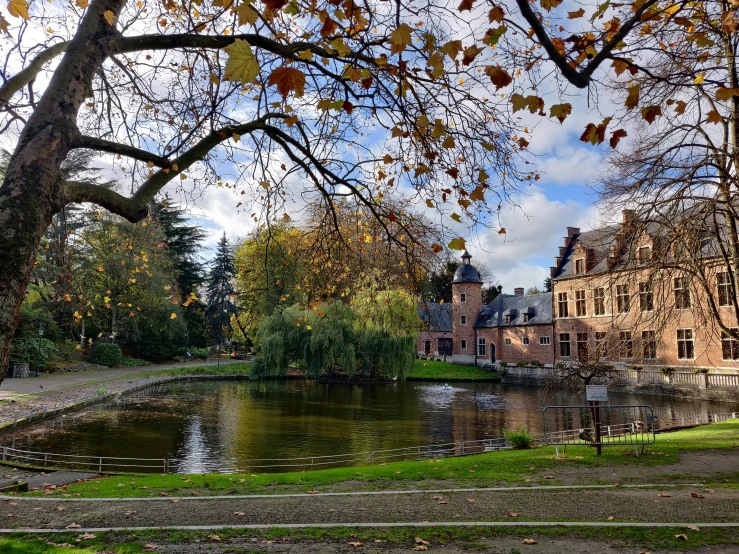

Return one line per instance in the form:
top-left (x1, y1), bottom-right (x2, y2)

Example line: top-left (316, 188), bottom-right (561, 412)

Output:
top-left (539, 336), bottom-right (550, 346)
top-left (559, 333), bottom-right (571, 357)
top-left (522, 336), bottom-right (530, 346)
top-left (677, 328), bottom-right (694, 359)
top-left (504, 338), bottom-right (512, 346)
top-left (477, 337), bottom-right (486, 357)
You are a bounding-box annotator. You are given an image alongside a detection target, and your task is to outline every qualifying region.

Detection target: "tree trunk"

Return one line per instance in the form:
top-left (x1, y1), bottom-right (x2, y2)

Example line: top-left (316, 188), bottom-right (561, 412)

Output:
top-left (0, 0), bottom-right (126, 384)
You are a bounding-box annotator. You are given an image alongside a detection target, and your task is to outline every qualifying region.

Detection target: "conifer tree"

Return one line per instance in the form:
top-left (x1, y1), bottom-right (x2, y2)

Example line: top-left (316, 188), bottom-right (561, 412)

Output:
top-left (205, 233), bottom-right (238, 346)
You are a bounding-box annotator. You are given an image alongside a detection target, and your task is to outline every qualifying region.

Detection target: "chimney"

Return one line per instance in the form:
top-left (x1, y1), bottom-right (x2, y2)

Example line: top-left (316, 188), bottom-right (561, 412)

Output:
top-left (559, 246), bottom-right (567, 257)
top-left (567, 227), bottom-right (580, 237)
top-left (514, 287), bottom-right (524, 296)
top-left (622, 209), bottom-right (636, 224)
top-left (550, 267), bottom-right (558, 278)
top-left (554, 256), bottom-right (561, 267)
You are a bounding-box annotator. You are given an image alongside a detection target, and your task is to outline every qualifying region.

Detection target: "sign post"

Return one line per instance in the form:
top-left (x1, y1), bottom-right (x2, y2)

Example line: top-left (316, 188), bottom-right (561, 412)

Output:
top-left (586, 386), bottom-right (608, 456)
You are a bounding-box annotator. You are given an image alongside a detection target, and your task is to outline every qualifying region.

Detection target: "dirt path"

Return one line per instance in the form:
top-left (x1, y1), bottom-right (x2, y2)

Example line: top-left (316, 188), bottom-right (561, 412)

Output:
top-left (2, 485), bottom-right (737, 530)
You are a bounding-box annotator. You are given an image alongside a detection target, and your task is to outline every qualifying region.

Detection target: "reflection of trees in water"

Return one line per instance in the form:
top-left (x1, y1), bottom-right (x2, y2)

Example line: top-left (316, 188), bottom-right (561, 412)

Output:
top-left (3, 381), bottom-right (735, 471)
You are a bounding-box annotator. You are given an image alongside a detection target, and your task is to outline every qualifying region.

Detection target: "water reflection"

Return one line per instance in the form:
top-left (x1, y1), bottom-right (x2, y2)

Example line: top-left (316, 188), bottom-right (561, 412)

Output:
top-left (4, 380), bottom-right (736, 473)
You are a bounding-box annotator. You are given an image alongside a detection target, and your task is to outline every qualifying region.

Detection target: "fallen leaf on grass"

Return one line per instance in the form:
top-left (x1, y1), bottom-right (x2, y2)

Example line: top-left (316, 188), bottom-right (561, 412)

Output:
top-left (525, 478), bottom-right (532, 483)
top-left (468, 469), bottom-right (475, 473)
top-left (691, 493), bottom-right (705, 499)
top-left (65, 523), bottom-right (81, 529)
top-left (523, 538), bottom-right (538, 544)
top-left (260, 540), bottom-right (275, 544)
top-left (55, 507), bottom-right (65, 511)
top-left (528, 466), bottom-right (535, 471)
top-left (607, 516), bottom-right (615, 521)
top-left (674, 534), bottom-right (688, 540)
top-left (658, 493), bottom-right (671, 497)
top-left (543, 475), bottom-right (554, 479)
top-left (373, 539), bottom-right (387, 543)
top-left (704, 489), bottom-right (715, 493)
top-left (414, 546), bottom-right (428, 551)
top-left (328, 509), bottom-right (336, 513)
top-left (438, 500), bottom-right (448, 504)
top-left (432, 496), bottom-right (442, 500)
top-left (507, 512), bottom-right (519, 518)
top-left (307, 490), bottom-right (319, 494)
top-left (415, 537), bottom-right (430, 545)
top-left (171, 499), bottom-right (179, 504)
top-left (348, 541), bottom-right (364, 547)
top-left (77, 533), bottom-right (96, 540)
top-left (208, 535), bottom-right (221, 542)
top-left (233, 512), bottom-right (245, 516)
top-left (687, 525), bottom-right (700, 531)
top-left (467, 498), bottom-right (476, 503)
top-left (124, 510), bottom-right (136, 516)
top-left (144, 544), bottom-right (159, 551)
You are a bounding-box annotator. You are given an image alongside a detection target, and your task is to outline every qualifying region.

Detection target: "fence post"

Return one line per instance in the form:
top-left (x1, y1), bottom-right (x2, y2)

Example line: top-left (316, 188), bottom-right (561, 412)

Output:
top-left (44, 453), bottom-right (48, 468)
top-left (2, 447), bottom-right (6, 462)
top-left (98, 457), bottom-right (103, 473)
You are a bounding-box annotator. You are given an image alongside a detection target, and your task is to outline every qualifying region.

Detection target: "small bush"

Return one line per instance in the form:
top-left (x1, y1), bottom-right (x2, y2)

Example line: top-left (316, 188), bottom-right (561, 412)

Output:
top-left (176, 347), bottom-right (209, 360)
top-left (660, 366), bottom-right (673, 375)
top-left (500, 361), bottom-right (508, 368)
top-left (503, 425), bottom-right (533, 449)
top-left (530, 360), bottom-right (544, 367)
top-left (629, 365), bottom-right (643, 371)
top-left (515, 360), bottom-right (528, 367)
top-left (88, 343), bottom-right (123, 367)
top-left (119, 357), bottom-right (151, 367)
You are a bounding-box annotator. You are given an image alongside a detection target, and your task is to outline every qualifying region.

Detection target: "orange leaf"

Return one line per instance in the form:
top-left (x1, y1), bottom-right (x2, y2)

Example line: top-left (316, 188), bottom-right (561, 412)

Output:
top-left (609, 129), bottom-right (627, 148)
top-left (268, 67), bottom-right (306, 98)
top-left (485, 65), bottom-right (512, 91)
top-left (568, 7), bottom-right (584, 18)
top-left (625, 84), bottom-right (639, 111)
top-left (488, 5), bottom-right (504, 22)
top-left (457, 0), bottom-right (474, 11)
top-left (549, 103), bottom-right (571, 123)
top-left (707, 110), bottom-right (723, 124)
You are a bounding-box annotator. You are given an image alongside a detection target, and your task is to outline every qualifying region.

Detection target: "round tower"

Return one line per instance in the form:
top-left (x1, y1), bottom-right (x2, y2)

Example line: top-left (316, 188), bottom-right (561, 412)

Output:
top-left (452, 251), bottom-right (483, 364)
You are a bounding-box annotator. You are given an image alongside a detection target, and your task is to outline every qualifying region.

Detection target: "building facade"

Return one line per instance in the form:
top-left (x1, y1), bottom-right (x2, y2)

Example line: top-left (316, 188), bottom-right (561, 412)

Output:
top-left (418, 222), bottom-right (739, 371)
top-left (418, 252), bottom-right (555, 366)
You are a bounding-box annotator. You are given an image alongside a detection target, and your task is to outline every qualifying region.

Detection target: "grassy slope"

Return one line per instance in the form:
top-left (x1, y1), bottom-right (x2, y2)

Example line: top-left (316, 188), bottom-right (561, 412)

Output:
top-left (406, 359), bottom-right (497, 380)
top-left (140, 362), bottom-right (251, 378)
top-left (27, 420), bottom-right (739, 499)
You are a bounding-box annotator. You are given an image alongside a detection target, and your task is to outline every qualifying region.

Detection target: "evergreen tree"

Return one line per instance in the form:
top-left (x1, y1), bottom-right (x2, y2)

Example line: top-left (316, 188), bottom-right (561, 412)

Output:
top-left (154, 201), bottom-right (208, 347)
top-left (205, 233), bottom-right (239, 345)
top-left (544, 277), bottom-right (553, 293)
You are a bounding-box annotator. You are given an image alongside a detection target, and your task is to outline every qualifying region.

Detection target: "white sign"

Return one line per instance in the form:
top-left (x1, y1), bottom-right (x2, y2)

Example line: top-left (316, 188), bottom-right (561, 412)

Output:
top-left (586, 385), bottom-right (608, 402)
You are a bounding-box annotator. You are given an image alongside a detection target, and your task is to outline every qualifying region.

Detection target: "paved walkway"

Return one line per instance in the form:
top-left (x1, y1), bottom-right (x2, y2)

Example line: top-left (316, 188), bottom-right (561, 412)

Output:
top-left (0, 485), bottom-right (736, 531)
top-left (0, 359), bottom-right (244, 398)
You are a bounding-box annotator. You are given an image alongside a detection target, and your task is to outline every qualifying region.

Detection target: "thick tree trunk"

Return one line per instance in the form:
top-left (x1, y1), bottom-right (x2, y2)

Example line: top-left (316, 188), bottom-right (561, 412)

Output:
top-left (0, 0), bottom-right (126, 384)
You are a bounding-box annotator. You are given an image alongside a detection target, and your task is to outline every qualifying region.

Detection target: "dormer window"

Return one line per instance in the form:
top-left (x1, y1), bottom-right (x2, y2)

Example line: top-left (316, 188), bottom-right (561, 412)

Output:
top-left (523, 313), bottom-right (530, 322)
top-left (575, 259), bottom-right (585, 275)
top-left (504, 314), bottom-right (511, 323)
top-left (638, 246), bottom-right (651, 263)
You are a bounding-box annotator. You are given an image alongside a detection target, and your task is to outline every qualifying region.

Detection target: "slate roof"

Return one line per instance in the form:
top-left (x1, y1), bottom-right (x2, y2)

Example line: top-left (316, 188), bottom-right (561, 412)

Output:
top-left (418, 302), bottom-right (452, 332)
top-left (452, 263), bottom-right (483, 284)
top-left (474, 292), bottom-right (553, 328)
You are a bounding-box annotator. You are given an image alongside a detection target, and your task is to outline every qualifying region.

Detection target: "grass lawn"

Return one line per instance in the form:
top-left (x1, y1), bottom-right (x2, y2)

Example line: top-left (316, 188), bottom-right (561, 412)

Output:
top-left (142, 362), bottom-right (251, 378)
top-left (3, 525), bottom-right (739, 553)
top-left (406, 359), bottom-right (498, 380)
top-left (23, 419), bottom-right (738, 499)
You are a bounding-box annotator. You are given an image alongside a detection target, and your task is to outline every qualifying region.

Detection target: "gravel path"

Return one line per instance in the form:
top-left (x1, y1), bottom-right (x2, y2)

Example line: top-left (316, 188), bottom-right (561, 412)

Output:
top-left (1, 486), bottom-right (737, 530)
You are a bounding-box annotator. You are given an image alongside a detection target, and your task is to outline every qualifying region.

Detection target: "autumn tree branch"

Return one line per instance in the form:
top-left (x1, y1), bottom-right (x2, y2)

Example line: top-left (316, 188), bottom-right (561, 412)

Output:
top-left (74, 135), bottom-right (169, 167)
top-left (0, 41), bottom-right (71, 107)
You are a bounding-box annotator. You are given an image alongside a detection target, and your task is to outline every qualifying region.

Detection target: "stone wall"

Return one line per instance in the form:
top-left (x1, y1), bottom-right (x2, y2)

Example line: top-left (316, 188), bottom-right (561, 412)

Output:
top-left (501, 365), bottom-right (739, 403)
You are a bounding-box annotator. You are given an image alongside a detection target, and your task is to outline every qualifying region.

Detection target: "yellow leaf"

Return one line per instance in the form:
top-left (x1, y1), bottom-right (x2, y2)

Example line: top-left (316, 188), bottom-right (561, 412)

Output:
top-left (389, 23), bottom-right (413, 55)
top-left (170, 313), bottom-right (177, 319)
top-left (426, 199), bottom-right (434, 208)
top-left (103, 9), bottom-right (115, 24)
top-left (104, 296), bottom-right (111, 304)
top-left (233, 133), bottom-right (240, 143)
top-left (8, 0), bottom-right (29, 19)
top-left (223, 39), bottom-right (259, 84)
top-left (469, 186), bottom-right (485, 202)
top-left (451, 213), bottom-right (462, 223)
top-left (448, 237), bottom-right (466, 250)
top-left (694, 73), bottom-right (705, 85)
top-left (97, 265), bottom-right (105, 272)
top-left (306, 325), bottom-right (312, 330)
top-left (625, 84), bottom-right (640, 111)
top-left (75, 0), bottom-right (88, 7)
top-left (549, 103), bottom-right (572, 123)
top-left (235, 1), bottom-right (259, 25)
top-left (259, 181), bottom-right (269, 189)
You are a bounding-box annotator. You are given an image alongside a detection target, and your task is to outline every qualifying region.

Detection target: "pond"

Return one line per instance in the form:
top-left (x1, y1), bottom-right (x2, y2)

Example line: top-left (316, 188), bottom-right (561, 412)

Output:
top-left (4, 379), bottom-right (736, 473)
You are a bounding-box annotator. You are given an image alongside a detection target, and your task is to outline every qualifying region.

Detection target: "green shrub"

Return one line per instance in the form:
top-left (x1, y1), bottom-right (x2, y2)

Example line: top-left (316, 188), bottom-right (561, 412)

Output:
top-left (503, 425), bottom-right (533, 449)
top-left (88, 343), bottom-right (123, 367)
top-left (177, 347), bottom-right (209, 360)
top-left (119, 357), bottom-right (151, 367)
top-left (660, 366), bottom-right (674, 375)
top-left (515, 360), bottom-right (528, 367)
top-left (9, 338), bottom-right (57, 366)
top-left (500, 361), bottom-right (508, 368)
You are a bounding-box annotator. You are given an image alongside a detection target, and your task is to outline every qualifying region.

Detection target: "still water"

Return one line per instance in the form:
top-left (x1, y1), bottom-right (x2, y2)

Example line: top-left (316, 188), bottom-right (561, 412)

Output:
top-left (5, 380), bottom-right (736, 472)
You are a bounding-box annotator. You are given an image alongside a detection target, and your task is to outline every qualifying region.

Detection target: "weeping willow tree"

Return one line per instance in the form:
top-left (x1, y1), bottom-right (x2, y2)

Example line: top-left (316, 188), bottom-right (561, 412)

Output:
top-left (252, 289), bottom-right (418, 380)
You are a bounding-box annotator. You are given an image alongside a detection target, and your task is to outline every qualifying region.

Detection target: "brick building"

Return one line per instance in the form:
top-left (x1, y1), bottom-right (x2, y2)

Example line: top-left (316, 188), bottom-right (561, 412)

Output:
top-left (550, 212), bottom-right (739, 370)
top-left (417, 251), bottom-right (555, 366)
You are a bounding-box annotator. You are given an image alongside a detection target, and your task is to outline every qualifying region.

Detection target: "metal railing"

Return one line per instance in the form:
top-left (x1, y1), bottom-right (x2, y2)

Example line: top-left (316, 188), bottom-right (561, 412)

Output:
top-left (1, 412), bottom-right (736, 475)
top-left (543, 405), bottom-right (656, 457)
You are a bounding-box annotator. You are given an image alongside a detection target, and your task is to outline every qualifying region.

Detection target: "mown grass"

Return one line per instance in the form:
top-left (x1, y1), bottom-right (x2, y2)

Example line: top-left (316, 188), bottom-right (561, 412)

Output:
top-left (23, 420), bottom-right (738, 499)
top-left (142, 362), bottom-right (251, 378)
top-left (4, 524), bottom-right (739, 553)
top-left (406, 359), bottom-right (498, 380)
